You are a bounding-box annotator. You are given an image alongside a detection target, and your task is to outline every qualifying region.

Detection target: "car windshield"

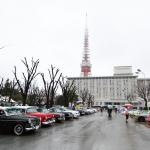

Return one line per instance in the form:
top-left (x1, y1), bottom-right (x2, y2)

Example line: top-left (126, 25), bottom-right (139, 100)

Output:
top-left (49, 108), bottom-right (61, 113)
top-left (54, 108), bottom-right (62, 113)
top-left (27, 108), bottom-right (38, 113)
top-left (56, 109), bottom-right (62, 113)
top-left (59, 107), bottom-right (68, 111)
top-left (5, 108), bottom-right (22, 116)
top-left (41, 109), bottom-right (49, 113)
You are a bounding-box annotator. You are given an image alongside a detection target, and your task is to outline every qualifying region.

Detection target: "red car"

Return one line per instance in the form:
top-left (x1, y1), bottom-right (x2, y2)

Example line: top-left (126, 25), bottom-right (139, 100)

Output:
top-left (37, 108), bottom-right (65, 122)
top-left (15, 106), bottom-right (55, 126)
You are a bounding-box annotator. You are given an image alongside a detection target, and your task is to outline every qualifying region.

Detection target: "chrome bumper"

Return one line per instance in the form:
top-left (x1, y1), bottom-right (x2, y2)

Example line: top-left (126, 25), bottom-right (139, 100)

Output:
top-left (42, 119), bottom-right (55, 125)
top-left (25, 125), bottom-right (40, 131)
top-left (57, 117), bottom-right (65, 121)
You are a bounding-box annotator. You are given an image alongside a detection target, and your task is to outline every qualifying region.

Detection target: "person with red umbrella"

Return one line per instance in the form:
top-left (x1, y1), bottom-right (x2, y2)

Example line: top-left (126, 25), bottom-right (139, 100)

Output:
top-left (123, 103), bottom-right (133, 123)
top-left (123, 103), bottom-right (134, 109)
top-left (124, 107), bottom-right (129, 123)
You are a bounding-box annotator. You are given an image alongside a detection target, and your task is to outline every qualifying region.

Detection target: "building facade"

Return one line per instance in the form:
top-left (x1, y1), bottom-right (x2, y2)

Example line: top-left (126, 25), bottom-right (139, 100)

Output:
top-left (68, 66), bottom-right (139, 106)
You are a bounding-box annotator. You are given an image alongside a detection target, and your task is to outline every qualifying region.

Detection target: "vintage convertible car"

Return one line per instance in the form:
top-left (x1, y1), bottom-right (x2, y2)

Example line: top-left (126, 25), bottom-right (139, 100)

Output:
top-left (0, 107), bottom-right (40, 136)
top-left (15, 106), bottom-right (55, 126)
top-left (37, 108), bottom-right (65, 123)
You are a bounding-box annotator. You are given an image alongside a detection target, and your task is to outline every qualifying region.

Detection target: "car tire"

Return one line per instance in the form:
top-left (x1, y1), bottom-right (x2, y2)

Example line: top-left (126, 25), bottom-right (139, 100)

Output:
top-left (138, 117), bottom-right (145, 122)
top-left (13, 124), bottom-right (24, 136)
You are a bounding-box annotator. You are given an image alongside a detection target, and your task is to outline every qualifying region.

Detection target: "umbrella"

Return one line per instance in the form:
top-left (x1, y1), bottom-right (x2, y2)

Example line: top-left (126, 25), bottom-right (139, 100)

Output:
top-left (123, 103), bottom-right (134, 109)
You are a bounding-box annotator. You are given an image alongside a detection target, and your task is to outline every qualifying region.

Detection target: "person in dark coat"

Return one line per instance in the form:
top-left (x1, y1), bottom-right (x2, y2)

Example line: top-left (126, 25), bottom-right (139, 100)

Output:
top-left (107, 105), bottom-right (112, 117)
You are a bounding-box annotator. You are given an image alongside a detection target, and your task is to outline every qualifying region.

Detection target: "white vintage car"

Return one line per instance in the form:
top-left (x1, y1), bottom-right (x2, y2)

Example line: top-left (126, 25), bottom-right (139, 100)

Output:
top-left (58, 106), bottom-right (80, 118)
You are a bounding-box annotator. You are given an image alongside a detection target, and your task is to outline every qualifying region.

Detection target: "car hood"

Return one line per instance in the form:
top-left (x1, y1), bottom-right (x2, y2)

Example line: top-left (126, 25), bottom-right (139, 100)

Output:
top-left (7, 114), bottom-right (38, 121)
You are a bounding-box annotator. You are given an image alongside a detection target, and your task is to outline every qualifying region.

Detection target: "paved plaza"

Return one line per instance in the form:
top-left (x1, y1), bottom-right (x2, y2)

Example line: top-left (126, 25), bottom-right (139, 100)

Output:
top-left (0, 111), bottom-right (150, 150)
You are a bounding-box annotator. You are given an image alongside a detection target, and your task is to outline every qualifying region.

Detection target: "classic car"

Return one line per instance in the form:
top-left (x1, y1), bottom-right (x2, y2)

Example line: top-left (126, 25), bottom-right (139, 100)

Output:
top-left (132, 110), bottom-right (150, 122)
top-left (49, 107), bottom-right (74, 120)
top-left (0, 107), bottom-right (40, 136)
top-left (15, 106), bottom-right (55, 126)
top-left (55, 106), bottom-right (80, 119)
top-left (128, 109), bottom-right (140, 118)
top-left (76, 108), bottom-right (86, 116)
top-left (37, 108), bottom-right (65, 122)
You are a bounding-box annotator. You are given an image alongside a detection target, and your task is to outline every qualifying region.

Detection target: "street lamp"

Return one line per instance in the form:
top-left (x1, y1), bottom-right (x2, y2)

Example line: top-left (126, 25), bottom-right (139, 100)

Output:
top-left (136, 69), bottom-right (148, 109)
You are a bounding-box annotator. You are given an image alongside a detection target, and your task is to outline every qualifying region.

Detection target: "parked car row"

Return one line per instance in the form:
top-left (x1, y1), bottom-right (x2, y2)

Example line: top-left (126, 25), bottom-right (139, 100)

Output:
top-left (0, 106), bottom-right (97, 136)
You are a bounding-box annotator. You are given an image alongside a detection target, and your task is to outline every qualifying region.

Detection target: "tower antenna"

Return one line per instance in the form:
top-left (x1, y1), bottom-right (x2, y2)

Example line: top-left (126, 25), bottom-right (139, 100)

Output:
top-left (80, 13), bottom-right (91, 77)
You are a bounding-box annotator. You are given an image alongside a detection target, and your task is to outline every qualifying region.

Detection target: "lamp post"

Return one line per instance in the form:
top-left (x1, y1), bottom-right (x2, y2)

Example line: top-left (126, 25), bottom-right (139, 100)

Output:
top-left (136, 69), bottom-right (148, 110)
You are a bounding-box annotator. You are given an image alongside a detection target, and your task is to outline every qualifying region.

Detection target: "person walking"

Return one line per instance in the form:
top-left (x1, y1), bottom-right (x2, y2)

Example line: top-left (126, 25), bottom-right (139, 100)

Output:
top-left (114, 107), bottom-right (118, 113)
top-left (107, 105), bottom-right (113, 118)
top-left (100, 106), bottom-right (103, 113)
top-left (124, 107), bottom-right (129, 123)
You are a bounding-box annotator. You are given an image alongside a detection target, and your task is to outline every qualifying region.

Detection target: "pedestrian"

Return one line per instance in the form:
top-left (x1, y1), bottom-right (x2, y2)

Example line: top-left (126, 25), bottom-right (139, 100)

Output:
top-left (124, 107), bottom-right (129, 123)
top-left (114, 107), bottom-right (118, 113)
top-left (100, 106), bottom-right (103, 113)
top-left (107, 105), bottom-right (112, 118)
top-left (72, 105), bottom-right (75, 110)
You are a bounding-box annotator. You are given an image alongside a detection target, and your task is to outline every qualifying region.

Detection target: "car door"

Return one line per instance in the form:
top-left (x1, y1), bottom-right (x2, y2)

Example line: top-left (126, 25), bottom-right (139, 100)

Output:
top-left (0, 109), bottom-right (8, 129)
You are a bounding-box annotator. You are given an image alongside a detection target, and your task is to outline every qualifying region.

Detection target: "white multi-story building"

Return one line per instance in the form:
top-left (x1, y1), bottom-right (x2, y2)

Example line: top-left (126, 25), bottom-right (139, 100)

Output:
top-left (68, 66), bottom-right (138, 106)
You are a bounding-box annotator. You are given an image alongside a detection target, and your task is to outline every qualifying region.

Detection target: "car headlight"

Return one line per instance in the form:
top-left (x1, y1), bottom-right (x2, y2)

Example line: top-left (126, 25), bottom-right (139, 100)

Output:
top-left (44, 116), bottom-right (47, 121)
top-left (39, 117), bottom-right (41, 121)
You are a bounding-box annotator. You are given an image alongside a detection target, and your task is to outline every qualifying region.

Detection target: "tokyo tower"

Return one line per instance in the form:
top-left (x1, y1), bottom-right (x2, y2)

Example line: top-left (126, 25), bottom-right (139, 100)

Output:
top-left (80, 13), bottom-right (91, 77)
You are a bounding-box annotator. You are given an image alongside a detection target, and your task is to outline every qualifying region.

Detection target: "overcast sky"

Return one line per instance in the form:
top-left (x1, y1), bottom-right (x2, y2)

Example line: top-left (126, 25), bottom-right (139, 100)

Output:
top-left (0, 0), bottom-right (150, 82)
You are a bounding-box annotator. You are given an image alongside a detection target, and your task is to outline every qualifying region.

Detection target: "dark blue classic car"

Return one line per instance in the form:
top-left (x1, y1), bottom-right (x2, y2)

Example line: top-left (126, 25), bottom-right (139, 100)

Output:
top-left (0, 107), bottom-right (41, 135)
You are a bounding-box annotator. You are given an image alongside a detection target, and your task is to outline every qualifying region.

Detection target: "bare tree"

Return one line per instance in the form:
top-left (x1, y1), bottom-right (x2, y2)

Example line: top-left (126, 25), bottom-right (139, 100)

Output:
top-left (80, 88), bottom-right (89, 106)
top-left (87, 94), bottom-right (94, 107)
top-left (55, 95), bottom-right (65, 106)
top-left (68, 87), bottom-right (78, 106)
top-left (80, 89), bottom-right (94, 107)
top-left (5, 79), bottom-right (17, 102)
top-left (13, 57), bottom-right (40, 105)
top-left (59, 78), bottom-right (78, 107)
top-left (36, 88), bottom-right (45, 107)
top-left (27, 83), bottom-right (45, 106)
top-left (28, 84), bottom-right (38, 106)
top-left (0, 78), bottom-right (4, 96)
top-left (137, 81), bottom-right (149, 109)
top-left (41, 65), bottom-right (62, 108)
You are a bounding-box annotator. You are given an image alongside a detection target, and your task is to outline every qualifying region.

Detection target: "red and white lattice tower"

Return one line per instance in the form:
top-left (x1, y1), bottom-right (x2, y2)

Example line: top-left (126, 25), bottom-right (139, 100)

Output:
top-left (80, 13), bottom-right (91, 77)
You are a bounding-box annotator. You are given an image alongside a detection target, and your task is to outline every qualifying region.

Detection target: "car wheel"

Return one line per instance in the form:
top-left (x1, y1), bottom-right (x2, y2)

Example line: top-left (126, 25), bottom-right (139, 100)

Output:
top-left (13, 124), bottom-right (24, 136)
top-left (138, 117), bottom-right (145, 122)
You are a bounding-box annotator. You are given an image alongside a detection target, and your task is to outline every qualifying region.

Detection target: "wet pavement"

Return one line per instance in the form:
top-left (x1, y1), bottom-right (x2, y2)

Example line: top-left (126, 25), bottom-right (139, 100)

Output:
top-left (0, 111), bottom-right (150, 150)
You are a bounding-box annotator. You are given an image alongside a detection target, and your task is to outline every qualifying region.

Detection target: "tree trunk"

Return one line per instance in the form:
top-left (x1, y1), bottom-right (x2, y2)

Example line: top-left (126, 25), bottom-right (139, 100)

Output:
top-left (144, 98), bottom-right (148, 110)
top-left (22, 94), bottom-right (27, 106)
